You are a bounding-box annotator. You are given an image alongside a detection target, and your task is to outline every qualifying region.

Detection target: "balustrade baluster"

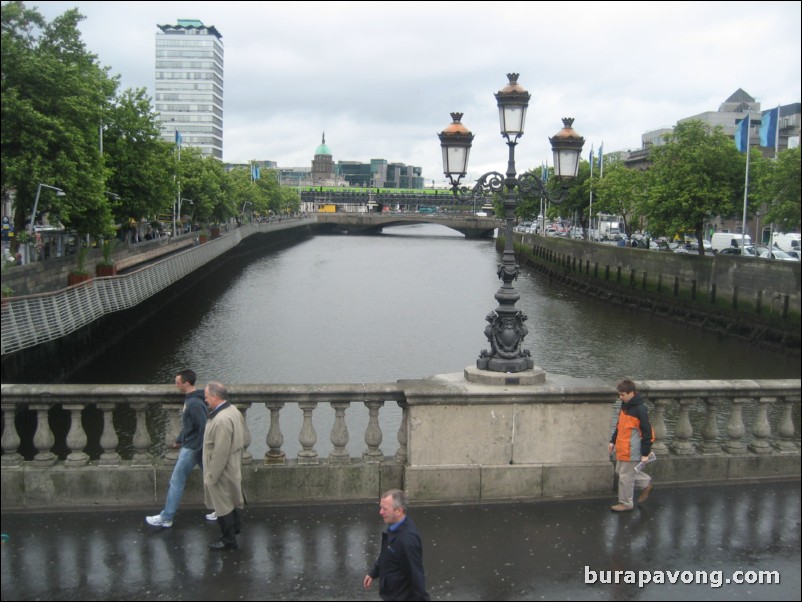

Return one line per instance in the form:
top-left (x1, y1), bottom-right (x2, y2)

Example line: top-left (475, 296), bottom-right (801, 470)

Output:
top-left (1, 403), bottom-right (23, 467)
top-left (264, 401), bottom-right (286, 464)
top-left (748, 397), bottom-right (775, 454)
top-left (329, 402), bottom-right (350, 463)
top-left (164, 404), bottom-right (183, 465)
top-left (297, 401), bottom-right (318, 464)
top-left (30, 404), bottom-right (56, 466)
top-left (234, 403), bottom-right (253, 465)
top-left (97, 403), bottom-right (120, 465)
top-left (774, 396), bottom-right (799, 453)
top-left (130, 403), bottom-right (152, 465)
top-left (395, 401), bottom-right (409, 464)
top-left (724, 397), bottom-right (748, 453)
top-left (670, 398), bottom-right (695, 455)
top-left (64, 404), bottom-right (89, 467)
top-left (699, 397), bottom-right (722, 454)
top-left (650, 398), bottom-right (670, 455)
top-left (363, 400), bottom-right (384, 462)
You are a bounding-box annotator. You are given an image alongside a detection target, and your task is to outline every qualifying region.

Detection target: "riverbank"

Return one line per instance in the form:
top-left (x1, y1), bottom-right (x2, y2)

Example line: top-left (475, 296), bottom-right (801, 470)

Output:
top-left (511, 233), bottom-right (801, 355)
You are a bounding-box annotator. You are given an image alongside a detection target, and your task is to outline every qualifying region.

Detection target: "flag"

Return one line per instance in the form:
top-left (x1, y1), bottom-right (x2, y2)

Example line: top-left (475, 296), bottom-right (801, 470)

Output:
top-left (760, 106), bottom-right (779, 148)
top-left (175, 130), bottom-right (182, 150)
top-left (588, 144), bottom-right (594, 169)
top-left (597, 142), bottom-right (604, 175)
top-left (735, 114), bottom-right (750, 153)
top-left (251, 163), bottom-right (261, 181)
top-left (542, 161), bottom-right (549, 183)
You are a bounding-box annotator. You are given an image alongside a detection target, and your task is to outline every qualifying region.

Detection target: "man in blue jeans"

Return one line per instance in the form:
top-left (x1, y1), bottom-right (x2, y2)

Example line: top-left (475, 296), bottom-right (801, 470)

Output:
top-left (146, 369), bottom-right (207, 528)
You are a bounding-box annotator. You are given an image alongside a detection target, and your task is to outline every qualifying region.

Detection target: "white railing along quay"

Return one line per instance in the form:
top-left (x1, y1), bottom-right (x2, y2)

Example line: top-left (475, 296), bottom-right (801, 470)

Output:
top-left (1, 219), bottom-right (314, 356)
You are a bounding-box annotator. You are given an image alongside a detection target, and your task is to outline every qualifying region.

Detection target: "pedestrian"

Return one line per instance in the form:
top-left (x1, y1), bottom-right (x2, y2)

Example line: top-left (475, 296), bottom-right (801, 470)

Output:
top-left (146, 369), bottom-right (207, 528)
top-left (363, 489), bottom-right (430, 601)
top-left (608, 378), bottom-right (655, 512)
top-left (203, 381), bottom-right (248, 551)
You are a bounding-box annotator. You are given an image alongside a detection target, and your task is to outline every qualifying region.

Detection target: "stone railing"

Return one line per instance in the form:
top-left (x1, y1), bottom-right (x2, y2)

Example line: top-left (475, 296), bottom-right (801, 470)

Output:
top-left (1, 377), bottom-right (799, 508)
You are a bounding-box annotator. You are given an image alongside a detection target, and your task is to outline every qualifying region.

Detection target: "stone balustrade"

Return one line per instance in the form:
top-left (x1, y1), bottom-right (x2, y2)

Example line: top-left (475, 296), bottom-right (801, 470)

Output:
top-left (1, 377), bottom-right (799, 508)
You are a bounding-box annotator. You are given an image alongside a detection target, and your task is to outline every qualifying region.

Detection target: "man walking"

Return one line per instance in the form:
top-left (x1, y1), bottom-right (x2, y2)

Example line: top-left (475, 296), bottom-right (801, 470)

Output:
top-left (364, 489), bottom-right (430, 601)
top-left (146, 369), bottom-right (207, 528)
top-left (203, 381), bottom-right (247, 551)
top-left (608, 378), bottom-right (655, 512)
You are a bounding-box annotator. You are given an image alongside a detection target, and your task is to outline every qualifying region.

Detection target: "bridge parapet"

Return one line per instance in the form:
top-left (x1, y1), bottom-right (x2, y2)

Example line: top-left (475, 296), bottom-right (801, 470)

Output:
top-left (1, 378), bottom-right (798, 508)
top-left (315, 212), bottom-right (500, 238)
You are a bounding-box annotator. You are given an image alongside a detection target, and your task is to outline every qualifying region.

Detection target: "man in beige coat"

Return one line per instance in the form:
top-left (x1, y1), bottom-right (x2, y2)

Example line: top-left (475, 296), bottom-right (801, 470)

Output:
top-left (203, 381), bottom-right (247, 551)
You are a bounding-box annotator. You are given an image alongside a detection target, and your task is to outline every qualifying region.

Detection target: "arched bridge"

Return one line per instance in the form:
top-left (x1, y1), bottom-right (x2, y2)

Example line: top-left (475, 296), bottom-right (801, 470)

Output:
top-left (315, 212), bottom-right (501, 238)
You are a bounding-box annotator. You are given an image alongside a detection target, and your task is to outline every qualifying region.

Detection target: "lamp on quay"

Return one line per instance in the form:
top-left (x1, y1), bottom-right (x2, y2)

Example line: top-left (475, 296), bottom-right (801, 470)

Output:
top-left (438, 73), bottom-right (584, 374)
top-left (30, 184), bottom-right (66, 233)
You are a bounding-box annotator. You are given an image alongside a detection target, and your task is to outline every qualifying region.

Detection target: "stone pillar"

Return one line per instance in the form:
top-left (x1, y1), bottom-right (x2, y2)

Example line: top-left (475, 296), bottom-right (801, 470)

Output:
top-left (63, 404), bottom-right (89, 467)
top-left (264, 401), bottom-right (286, 464)
top-left (235, 403), bottom-right (253, 465)
top-left (30, 404), bottom-right (56, 466)
top-left (163, 403), bottom-right (183, 466)
top-left (699, 397), bottom-right (722, 454)
top-left (724, 397), bottom-right (748, 454)
top-left (97, 403), bottom-right (120, 466)
top-left (1, 403), bottom-right (23, 467)
top-left (329, 402), bottom-right (350, 463)
top-left (363, 400), bottom-right (384, 463)
top-left (130, 402), bottom-right (151, 465)
top-left (748, 397), bottom-right (774, 455)
top-left (394, 401), bottom-right (409, 464)
top-left (774, 396), bottom-right (799, 453)
top-left (297, 401), bottom-right (318, 464)
top-left (670, 397), bottom-right (695, 455)
top-left (650, 398), bottom-right (670, 455)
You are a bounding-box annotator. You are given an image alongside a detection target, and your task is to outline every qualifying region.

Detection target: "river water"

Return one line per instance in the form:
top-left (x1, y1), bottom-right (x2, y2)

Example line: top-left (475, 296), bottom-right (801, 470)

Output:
top-left (67, 223), bottom-right (800, 457)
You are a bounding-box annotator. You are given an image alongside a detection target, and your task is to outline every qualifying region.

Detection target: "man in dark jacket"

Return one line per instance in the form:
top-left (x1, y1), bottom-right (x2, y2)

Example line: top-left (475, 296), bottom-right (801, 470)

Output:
top-left (364, 489), bottom-right (430, 601)
top-left (146, 369), bottom-right (207, 527)
top-left (608, 378), bottom-right (655, 512)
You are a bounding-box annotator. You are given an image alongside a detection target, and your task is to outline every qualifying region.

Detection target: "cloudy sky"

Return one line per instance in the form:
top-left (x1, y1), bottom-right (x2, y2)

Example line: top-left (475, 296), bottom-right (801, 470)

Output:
top-left (31, 1), bottom-right (802, 185)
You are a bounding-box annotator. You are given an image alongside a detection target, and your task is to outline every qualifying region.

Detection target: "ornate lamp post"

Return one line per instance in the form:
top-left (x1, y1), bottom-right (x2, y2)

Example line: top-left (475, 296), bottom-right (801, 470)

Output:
top-left (438, 74), bottom-right (584, 374)
top-left (30, 184), bottom-right (66, 233)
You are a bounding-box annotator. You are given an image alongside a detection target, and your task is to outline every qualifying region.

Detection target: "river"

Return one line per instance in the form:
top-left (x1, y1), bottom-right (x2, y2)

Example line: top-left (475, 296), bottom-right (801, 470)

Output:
top-left (67, 223), bottom-right (800, 457)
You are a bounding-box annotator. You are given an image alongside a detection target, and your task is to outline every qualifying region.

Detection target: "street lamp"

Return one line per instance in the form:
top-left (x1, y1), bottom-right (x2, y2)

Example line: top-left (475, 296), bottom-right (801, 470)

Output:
top-left (179, 198), bottom-right (194, 233)
top-left (30, 184), bottom-right (66, 232)
top-left (438, 73), bottom-right (584, 374)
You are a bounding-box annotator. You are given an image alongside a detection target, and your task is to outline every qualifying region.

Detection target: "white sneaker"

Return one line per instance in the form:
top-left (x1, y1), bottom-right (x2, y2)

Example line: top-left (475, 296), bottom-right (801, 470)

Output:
top-left (145, 514), bottom-right (173, 528)
top-left (206, 511), bottom-right (217, 521)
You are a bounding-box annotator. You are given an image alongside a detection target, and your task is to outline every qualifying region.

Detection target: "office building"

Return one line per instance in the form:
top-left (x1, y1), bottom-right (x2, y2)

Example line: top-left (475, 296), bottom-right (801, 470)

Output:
top-left (155, 19), bottom-right (224, 159)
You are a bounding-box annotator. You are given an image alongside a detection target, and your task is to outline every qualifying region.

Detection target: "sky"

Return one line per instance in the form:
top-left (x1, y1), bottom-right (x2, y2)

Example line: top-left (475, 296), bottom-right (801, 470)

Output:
top-left (30, 1), bottom-right (802, 186)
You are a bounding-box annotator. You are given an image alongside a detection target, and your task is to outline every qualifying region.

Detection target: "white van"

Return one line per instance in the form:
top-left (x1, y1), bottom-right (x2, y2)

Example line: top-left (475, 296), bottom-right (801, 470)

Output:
top-left (710, 232), bottom-right (752, 252)
top-left (771, 233), bottom-right (800, 253)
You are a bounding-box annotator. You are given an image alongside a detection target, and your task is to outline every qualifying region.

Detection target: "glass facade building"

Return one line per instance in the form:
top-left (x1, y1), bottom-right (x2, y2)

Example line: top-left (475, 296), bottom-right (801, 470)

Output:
top-left (155, 20), bottom-right (223, 159)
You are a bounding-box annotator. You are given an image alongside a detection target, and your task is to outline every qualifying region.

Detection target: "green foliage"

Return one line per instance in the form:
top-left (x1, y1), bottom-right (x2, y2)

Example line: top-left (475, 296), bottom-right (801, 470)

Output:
top-left (643, 120), bottom-right (745, 253)
top-left (103, 88), bottom-right (174, 225)
top-left (592, 158), bottom-right (648, 237)
top-left (2, 2), bottom-right (118, 238)
top-left (754, 146), bottom-right (801, 234)
top-left (99, 238), bottom-right (116, 266)
top-left (72, 245), bottom-right (89, 275)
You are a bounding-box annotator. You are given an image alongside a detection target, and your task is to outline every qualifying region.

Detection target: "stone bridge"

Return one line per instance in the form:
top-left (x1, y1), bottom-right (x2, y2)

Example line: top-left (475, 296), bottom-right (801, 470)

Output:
top-left (315, 212), bottom-right (501, 238)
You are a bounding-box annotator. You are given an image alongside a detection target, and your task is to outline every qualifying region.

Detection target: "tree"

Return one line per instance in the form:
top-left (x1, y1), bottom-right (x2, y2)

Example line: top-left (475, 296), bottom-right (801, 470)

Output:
top-left (591, 158), bottom-right (648, 239)
top-left (177, 147), bottom-right (229, 225)
top-left (1, 2), bottom-right (119, 238)
top-left (103, 88), bottom-right (174, 227)
top-left (755, 146), bottom-right (801, 234)
top-left (644, 120), bottom-right (745, 255)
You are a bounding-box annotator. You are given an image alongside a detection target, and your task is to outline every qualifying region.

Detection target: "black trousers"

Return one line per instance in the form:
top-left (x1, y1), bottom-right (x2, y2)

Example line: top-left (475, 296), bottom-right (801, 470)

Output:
top-left (217, 508), bottom-right (241, 546)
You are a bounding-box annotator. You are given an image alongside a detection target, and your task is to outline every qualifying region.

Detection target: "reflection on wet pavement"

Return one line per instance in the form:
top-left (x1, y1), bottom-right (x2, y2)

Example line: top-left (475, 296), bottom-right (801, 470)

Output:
top-left (2, 479), bottom-right (799, 600)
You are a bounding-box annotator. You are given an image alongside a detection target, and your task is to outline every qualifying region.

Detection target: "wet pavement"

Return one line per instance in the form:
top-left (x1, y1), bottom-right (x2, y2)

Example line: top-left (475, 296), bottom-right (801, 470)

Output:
top-left (2, 479), bottom-right (800, 601)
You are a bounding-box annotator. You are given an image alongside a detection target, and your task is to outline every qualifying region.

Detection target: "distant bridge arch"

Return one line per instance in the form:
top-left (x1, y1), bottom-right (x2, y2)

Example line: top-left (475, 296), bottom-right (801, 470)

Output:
top-left (314, 212), bottom-right (500, 238)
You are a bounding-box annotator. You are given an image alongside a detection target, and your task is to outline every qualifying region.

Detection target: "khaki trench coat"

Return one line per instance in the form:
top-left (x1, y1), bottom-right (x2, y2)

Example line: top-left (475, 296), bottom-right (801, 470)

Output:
top-left (203, 404), bottom-right (247, 516)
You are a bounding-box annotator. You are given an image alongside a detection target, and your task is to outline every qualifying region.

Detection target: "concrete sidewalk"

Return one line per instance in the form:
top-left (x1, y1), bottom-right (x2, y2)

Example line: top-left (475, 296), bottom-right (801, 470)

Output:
top-left (2, 479), bottom-right (799, 601)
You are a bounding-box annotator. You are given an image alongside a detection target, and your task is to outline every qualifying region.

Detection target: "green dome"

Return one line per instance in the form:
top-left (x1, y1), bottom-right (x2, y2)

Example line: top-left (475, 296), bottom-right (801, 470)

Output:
top-left (315, 132), bottom-right (332, 156)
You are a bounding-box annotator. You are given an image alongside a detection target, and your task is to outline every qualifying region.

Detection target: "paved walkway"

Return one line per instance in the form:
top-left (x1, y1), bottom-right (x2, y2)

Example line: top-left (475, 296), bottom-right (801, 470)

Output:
top-left (2, 479), bottom-right (799, 601)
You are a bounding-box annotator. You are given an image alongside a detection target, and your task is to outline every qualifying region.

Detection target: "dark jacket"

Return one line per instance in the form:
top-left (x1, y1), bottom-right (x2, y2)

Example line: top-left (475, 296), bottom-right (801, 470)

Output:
top-left (176, 389), bottom-right (207, 450)
top-left (369, 516), bottom-right (430, 601)
top-left (610, 392), bottom-right (654, 461)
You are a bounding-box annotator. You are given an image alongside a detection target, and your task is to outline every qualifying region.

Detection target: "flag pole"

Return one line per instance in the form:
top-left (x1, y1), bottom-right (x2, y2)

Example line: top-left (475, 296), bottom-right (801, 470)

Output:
top-left (588, 144), bottom-right (594, 240)
top-left (740, 114), bottom-right (750, 251)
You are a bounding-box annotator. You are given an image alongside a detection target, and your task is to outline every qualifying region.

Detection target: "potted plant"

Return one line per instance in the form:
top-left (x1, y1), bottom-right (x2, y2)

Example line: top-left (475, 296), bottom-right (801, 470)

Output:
top-left (67, 245), bottom-right (92, 286)
top-left (197, 229), bottom-right (209, 244)
top-left (209, 223), bottom-right (221, 239)
top-left (96, 239), bottom-right (118, 277)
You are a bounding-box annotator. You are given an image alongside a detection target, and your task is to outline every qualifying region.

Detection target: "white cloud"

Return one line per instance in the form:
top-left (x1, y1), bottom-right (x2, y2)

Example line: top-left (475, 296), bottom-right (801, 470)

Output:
top-left (31, 0), bottom-right (802, 181)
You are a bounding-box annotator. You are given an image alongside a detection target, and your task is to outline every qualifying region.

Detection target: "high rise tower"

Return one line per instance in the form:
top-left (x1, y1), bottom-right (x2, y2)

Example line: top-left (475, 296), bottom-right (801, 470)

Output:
top-left (155, 19), bottom-right (223, 159)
